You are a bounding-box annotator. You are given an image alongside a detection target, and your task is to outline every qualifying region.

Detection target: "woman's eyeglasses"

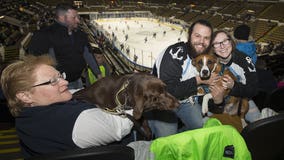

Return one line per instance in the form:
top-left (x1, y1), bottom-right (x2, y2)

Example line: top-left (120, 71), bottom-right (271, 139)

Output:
top-left (32, 72), bottom-right (66, 87)
top-left (212, 39), bottom-right (230, 48)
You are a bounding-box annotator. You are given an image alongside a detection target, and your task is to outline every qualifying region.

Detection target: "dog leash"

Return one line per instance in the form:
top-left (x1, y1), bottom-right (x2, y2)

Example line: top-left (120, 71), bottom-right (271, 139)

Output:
top-left (103, 106), bottom-right (128, 117)
top-left (115, 80), bottom-right (130, 107)
top-left (102, 80), bottom-right (130, 117)
top-left (102, 79), bottom-right (151, 140)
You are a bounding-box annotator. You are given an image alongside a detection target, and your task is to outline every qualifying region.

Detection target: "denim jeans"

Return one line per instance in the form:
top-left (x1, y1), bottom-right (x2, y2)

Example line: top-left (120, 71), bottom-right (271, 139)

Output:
top-left (245, 100), bottom-right (261, 123)
top-left (148, 99), bottom-right (261, 138)
top-left (175, 101), bottom-right (204, 130)
top-left (148, 101), bottom-right (204, 138)
top-left (148, 119), bottom-right (178, 138)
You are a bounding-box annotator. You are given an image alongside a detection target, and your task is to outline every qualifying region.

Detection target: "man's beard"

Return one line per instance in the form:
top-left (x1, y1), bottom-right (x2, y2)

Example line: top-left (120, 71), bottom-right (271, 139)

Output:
top-left (188, 41), bottom-right (210, 59)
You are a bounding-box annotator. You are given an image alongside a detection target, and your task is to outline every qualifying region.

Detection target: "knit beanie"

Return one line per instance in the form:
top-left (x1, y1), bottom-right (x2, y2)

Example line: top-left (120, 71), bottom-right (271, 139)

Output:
top-left (234, 24), bottom-right (250, 40)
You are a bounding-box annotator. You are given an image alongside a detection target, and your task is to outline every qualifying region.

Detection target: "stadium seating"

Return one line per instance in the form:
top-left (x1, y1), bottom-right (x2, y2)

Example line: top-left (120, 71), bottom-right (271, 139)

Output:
top-left (26, 145), bottom-right (135, 160)
top-left (241, 113), bottom-right (284, 160)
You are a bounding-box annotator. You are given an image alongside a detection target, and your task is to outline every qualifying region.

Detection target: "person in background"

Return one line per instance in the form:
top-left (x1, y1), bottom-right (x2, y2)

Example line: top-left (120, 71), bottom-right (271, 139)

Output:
top-left (255, 59), bottom-right (278, 93)
top-left (0, 55), bottom-right (133, 159)
top-left (87, 47), bottom-right (112, 86)
top-left (0, 62), bottom-right (8, 101)
top-left (234, 24), bottom-right (257, 64)
top-left (252, 59), bottom-right (278, 110)
top-left (27, 3), bottom-right (102, 90)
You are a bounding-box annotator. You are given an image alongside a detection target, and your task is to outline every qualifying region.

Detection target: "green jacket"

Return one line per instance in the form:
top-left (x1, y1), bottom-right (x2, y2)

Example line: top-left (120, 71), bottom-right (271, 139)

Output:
top-left (88, 65), bottom-right (106, 84)
top-left (150, 118), bottom-right (251, 160)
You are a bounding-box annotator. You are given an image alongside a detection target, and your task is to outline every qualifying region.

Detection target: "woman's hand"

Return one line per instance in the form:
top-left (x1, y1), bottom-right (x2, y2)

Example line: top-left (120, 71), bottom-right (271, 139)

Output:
top-left (222, 74), bottom-right (234, 89)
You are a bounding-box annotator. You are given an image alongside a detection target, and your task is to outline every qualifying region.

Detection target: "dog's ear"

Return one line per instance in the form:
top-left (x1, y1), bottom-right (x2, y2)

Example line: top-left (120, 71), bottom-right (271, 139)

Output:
top-left (133, 84), bottom-right (144, 120)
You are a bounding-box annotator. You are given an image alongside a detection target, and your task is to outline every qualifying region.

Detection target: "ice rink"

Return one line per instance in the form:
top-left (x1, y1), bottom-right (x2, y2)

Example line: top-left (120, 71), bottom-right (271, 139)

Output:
top-left (93, 18), bottom-right (188, 68)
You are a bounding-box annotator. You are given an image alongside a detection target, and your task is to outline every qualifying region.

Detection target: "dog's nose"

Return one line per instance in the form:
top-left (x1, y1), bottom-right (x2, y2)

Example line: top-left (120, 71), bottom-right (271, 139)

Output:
top-left (202, 70), bottom-right (209, 75)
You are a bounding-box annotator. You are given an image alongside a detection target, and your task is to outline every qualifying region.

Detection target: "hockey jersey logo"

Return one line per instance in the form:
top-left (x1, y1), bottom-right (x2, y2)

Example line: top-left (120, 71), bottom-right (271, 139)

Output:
top-left (245, 57), bottom-right (256, 72)
top-left (169, 46), bottom-right (183, 60)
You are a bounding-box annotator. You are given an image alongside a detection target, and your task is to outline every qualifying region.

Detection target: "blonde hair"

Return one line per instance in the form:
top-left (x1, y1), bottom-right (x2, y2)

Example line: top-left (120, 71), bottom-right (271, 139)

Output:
top-left (0, 54), bottom-right (56, 117)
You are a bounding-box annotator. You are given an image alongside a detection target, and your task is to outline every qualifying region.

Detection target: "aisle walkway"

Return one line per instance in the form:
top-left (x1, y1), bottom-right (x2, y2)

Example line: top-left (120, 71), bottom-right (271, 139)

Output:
top-left (0, 127), bottom-right (22, 160)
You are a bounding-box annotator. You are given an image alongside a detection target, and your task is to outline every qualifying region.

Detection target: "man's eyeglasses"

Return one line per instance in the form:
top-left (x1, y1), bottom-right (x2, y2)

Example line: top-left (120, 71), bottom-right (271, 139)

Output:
top-left (212, 39), bottom-right (230, 48)
top-left (32, 72), bottom-right (66, 88)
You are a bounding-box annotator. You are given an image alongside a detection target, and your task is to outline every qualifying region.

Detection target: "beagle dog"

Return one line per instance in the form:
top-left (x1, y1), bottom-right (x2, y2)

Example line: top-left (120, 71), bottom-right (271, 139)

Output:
top-left (192, 53), bottom-right (249, 126)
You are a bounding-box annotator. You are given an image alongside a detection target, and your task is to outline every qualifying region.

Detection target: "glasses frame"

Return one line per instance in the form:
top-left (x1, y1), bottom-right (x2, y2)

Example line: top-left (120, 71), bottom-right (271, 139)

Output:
top-left (31, 72), bottom-right (66, 88)
top-left (213, 38), bottom-right (231, 48)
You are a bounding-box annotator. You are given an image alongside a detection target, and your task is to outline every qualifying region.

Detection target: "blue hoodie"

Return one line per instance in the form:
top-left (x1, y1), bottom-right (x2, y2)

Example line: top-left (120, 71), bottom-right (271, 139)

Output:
top-left (236, 41), bottom-right (257, 64)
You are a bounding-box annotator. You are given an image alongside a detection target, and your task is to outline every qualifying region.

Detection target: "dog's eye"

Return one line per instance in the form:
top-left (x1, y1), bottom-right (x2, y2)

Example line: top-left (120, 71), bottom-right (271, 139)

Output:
top-left (198, 60), bottom-right (203, 66)
top-left (208, 60), bottom-right (213, 65)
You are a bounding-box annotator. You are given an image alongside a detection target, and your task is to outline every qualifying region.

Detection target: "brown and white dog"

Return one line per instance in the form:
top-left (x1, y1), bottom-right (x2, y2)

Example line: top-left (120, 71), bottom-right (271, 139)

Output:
top-left (192, 53), bottom-right (249, 126)
top-left (73, 72), bottom-right (179, 120)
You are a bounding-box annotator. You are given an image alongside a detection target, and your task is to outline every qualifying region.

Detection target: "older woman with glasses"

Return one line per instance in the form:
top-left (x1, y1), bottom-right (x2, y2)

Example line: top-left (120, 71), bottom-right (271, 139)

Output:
top-left (0, 55), bottom-right (134, 159)
top-left (211, 30), bottom-right (261, 123)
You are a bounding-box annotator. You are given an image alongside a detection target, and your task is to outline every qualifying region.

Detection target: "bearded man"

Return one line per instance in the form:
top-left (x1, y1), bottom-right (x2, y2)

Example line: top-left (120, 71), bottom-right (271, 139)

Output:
top-left (148, 19), bottom-right (218, 138)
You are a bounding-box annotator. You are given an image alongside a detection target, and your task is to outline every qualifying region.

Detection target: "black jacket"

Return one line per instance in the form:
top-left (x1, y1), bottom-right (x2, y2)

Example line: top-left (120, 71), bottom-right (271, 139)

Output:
top-left (153, 42), bottom-right (199, 100)
top-left (16, 100), bottom-right (96, 158)
top-left (28, 21), bottom-right (100, 82)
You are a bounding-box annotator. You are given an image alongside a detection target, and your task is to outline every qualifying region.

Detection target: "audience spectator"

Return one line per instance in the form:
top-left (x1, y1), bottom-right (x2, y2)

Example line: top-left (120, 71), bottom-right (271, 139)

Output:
top-left (234, 24), bottom-right (257, 64)
top-left (252, 59), bottom-right (278, 110)
top-left (0, 62), bottom-right (9, 101)
top-left (150, 19), bottom-right (218, 138)
top-left (27, 3), bottom-right (102, 90)
top-left (0, 55), bottom-right (133, 159)
top-left (255, 59), bottom-right (278, 93)
top-left (277, 76), bottom-right (284, 88)
top-left (212, 30), bottom-right (265, 123)
top-left (87, 47), bottom-right (112, 85)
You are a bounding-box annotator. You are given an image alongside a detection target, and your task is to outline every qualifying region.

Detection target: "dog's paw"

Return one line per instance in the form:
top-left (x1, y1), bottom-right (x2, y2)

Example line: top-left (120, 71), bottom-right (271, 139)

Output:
top-left (202, 94), bottom-right (212, 115)
top-left (202, 105), bottom-right (209, 116)
top-left (201, 101), bottom-right (209, 115)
